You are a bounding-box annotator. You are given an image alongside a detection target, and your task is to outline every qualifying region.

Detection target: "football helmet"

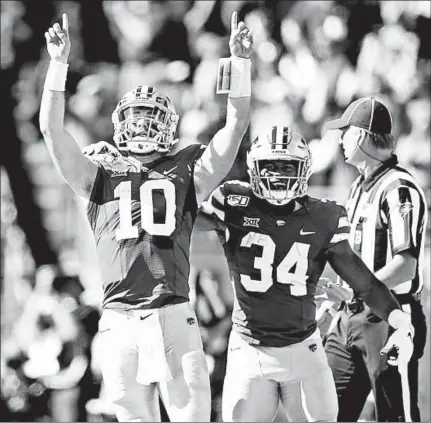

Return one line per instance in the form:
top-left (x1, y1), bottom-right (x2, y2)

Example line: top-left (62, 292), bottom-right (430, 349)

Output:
top-left (247, 126), bottom-right (312, 205)
top-left (112, 86), bottom-right (179, 155)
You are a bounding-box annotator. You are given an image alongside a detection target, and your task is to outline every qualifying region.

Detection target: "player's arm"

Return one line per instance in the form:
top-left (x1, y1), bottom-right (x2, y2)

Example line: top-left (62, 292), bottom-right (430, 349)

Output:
top-left (326, 241), bottom-right (401, 321)
top-left (195, 184), bottom-right (229, 244)
top-left (39, 13), bottom-right (98, 198)
top-left (194, 12), bottom-right (252, 206)
top-left (374, 184), bottom-right (425, 289)
top-left (324, 208), bottom-right (401, 322)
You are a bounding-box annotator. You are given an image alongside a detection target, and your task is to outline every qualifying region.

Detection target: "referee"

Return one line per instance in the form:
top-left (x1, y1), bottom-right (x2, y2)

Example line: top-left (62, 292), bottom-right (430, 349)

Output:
top-left (323, 97), bottom-right (428, 422)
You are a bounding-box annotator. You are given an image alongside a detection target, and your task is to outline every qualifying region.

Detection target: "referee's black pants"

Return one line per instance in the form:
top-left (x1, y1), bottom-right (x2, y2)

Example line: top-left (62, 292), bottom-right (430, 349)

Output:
top-left (324, 296), bottom-right (426, 422)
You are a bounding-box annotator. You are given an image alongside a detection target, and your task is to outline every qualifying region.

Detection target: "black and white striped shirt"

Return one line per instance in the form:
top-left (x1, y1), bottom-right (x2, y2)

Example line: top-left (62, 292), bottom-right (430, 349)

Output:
top-left (345, 155), bottom-right (428, 295)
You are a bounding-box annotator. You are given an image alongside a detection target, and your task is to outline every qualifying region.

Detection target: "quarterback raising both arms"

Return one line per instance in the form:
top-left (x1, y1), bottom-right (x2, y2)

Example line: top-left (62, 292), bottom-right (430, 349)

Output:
top-left (197, 125), bottom-right (414, 422)
top-left (39, 12), bottom-right (253, 422)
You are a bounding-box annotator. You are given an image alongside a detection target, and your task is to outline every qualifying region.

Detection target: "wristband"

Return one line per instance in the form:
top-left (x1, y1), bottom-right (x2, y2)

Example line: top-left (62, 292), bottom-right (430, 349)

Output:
top-left (44, 60), bottom-right (69, 91)
top-left (216, 56), bottom-right (251, 98)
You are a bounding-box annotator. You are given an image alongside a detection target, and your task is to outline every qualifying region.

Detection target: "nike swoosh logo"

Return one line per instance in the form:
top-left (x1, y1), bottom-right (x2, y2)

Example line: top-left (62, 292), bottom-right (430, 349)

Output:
top-left (300, 229), bottom-right (316, 235)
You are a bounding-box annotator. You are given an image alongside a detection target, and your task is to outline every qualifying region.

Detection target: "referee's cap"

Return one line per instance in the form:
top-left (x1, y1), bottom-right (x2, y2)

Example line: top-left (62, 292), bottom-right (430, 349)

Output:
top-left (325, 97), bottom-right (392, 134)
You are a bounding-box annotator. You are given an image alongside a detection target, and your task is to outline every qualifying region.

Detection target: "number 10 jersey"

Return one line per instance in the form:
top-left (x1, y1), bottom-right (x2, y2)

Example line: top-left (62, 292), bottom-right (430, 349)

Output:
top-left (86, 144), bottom-right (205, 310)
top-left (198, 181), bottom-right (350, 347)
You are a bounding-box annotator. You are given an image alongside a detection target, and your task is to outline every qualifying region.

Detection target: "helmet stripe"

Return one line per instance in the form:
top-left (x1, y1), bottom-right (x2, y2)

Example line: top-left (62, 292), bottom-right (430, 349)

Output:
top-left (271, 126), bottom-right (277, 148)
top-left (285, 127), bottom-right (290, 149)
top-left (276, 126), bottom-right (284, 146)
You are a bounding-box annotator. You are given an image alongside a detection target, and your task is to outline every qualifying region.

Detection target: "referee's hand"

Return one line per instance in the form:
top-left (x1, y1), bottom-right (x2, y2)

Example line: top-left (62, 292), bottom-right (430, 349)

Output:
top-left (380, 310), bottom-right (414, 367)
top-left (316, 278), bottom-right (353, 302)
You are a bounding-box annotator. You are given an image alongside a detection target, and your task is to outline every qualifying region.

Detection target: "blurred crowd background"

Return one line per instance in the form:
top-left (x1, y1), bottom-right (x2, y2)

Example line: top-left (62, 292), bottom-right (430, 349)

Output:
top-left (1, 0), bottom-right (430, 421)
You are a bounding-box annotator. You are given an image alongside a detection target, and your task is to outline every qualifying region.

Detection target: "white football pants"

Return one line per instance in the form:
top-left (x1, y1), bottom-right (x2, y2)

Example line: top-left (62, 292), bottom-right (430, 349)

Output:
top-left (222, 329), bottom-right (338, 422)
top-left (98, 302), bottom-right (211, 422)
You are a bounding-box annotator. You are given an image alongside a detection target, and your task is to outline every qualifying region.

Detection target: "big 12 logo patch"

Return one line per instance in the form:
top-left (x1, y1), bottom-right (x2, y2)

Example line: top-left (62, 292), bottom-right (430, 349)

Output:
top-left (227, 194), bottom-right (250, 207)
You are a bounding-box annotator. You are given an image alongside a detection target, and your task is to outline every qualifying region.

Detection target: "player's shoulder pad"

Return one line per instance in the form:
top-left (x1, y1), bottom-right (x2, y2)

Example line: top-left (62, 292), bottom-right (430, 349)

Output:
top-left (174, 142), bottom-right (206, 163)
top-left (308, 197), bottom-right (347, 218)
top-left (222, 180), bottom-right (252, 207)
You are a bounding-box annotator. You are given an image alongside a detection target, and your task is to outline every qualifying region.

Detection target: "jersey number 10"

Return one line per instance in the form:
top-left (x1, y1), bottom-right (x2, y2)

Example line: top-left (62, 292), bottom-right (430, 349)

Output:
top-left (114, 180), bottom-right (176, 240)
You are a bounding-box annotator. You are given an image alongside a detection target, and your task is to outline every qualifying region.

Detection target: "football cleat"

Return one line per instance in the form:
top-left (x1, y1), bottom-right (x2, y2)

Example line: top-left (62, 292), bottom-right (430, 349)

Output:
top-left (247, 126), bottom-right (312, 205)
top-left (112, 86), bottom-right (179, 155)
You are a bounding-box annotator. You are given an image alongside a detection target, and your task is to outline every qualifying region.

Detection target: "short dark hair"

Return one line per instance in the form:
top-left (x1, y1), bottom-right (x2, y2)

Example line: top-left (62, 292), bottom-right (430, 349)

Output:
top-left (369, 132), bottom-right (395, 150)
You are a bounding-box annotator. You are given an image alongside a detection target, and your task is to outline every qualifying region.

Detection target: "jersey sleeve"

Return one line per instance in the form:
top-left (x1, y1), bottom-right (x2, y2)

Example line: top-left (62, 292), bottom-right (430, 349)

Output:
top-left (83, 146), bottom-right (121, 204)
top-left (195, 183), bottom-right (228, 239)
top-left (83, 154), bottom-right (106, 208)
top-left (188, 144), bottom-right (206, 170)
top-left (381, 184), bottom-right (424, 256)
top-left (328, 206), bottom-right (351, 248)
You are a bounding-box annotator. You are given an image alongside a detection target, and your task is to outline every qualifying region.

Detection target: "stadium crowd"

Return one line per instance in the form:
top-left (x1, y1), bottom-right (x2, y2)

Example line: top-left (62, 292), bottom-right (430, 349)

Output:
top-left (1, 1), bottom-right (430, 421)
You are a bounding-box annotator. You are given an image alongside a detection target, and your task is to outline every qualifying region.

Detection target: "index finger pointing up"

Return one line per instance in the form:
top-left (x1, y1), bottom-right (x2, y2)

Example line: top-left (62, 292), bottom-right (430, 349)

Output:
top-left (62, 13), bottom-right (69, 33)
top-left (231, 11), bottom-right (238, 31)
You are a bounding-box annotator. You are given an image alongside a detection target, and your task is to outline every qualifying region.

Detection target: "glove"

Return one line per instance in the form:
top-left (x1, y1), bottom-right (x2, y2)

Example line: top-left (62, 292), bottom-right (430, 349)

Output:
top-left (380, 309), bottom-right (414, 367)
top-left (82, 141), bottom-right (120, 161)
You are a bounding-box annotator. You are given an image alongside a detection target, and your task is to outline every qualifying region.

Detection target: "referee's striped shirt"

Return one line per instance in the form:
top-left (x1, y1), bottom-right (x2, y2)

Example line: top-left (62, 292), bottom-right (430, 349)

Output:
top-left (345, 154), bottom-right (428, 295)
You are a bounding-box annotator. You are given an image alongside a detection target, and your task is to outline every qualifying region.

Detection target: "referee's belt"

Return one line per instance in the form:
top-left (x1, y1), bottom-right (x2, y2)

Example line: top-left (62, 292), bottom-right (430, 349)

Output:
top-left (394, 292), bottom-right (421, 304)
top-left (344, 299), bottom-right (364, 314)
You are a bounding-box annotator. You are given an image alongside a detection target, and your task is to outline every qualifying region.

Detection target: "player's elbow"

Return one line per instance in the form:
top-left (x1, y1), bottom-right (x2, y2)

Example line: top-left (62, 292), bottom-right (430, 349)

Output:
top-left (40, 120), bottom-right (58, 139)
top-left (39, 118), bottom-right (50, 137)
top-left (39, 111), bottom-right (64, 138)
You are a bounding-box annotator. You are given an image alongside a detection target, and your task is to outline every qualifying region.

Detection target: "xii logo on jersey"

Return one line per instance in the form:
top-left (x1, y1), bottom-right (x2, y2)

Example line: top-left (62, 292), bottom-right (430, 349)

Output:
top-left (243, 217), bottom-right (260, 228)
top-left (227, 194), bottom-right (250, 207)
top-left (111, 169), bottom-right (129, 177)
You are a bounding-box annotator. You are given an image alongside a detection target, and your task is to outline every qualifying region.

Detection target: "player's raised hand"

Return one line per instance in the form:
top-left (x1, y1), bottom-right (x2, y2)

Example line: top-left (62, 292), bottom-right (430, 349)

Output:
top-left (45, 13), bottom-right (71, 63)
top-left (229, 11), bottom-right (253, 59)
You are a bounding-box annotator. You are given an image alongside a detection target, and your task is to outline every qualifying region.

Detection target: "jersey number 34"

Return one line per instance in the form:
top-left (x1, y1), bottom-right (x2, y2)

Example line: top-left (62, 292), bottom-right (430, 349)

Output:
top-left (240, 232), bottom-right (310, 296)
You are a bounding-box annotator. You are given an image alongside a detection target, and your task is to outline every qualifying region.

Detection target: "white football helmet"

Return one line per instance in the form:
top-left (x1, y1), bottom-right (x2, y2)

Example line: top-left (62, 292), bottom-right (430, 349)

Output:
top-left (112, 86), bottom-right (179, 155)
top-left (247, 126), bottom-right (312, 205)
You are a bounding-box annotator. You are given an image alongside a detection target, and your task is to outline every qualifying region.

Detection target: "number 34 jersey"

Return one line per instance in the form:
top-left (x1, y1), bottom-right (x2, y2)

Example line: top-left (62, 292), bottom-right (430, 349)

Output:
top-left (86, 144), bottom-right (205, 310)
top-left (199, 181), bottom-right (350, 347)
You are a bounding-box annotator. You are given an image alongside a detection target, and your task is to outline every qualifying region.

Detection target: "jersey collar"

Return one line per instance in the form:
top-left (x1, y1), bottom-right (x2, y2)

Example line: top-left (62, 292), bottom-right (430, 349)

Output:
top-left (255, 195), bottom-right (310, 217)
top-left (362, 154), bottom-right (398, 192)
